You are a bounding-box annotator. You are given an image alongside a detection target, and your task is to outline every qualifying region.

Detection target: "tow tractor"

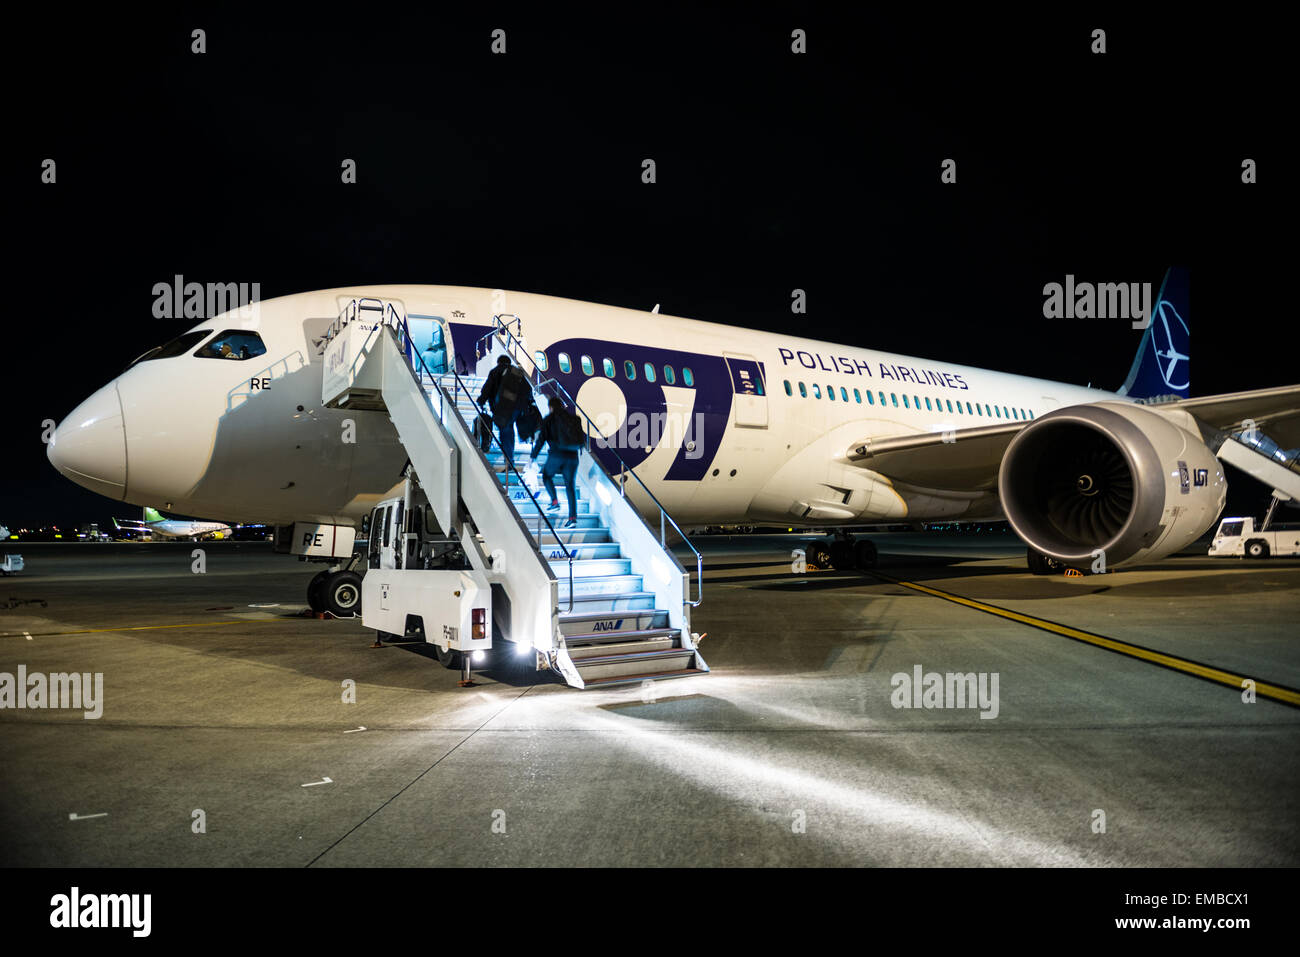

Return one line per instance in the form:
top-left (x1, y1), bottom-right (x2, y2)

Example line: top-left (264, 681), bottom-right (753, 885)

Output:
top-left (1207, 516), bottom-right (1300, 558)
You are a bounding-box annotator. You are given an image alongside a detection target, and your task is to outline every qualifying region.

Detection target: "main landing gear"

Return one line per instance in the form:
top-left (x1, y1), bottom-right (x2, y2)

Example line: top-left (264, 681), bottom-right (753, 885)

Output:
top-left (1026, 547), bottom-right (1066, 576)
top-left (307, 567), bottom-right (364, 617)
top-left (806, 532), bottom-right (878, 571)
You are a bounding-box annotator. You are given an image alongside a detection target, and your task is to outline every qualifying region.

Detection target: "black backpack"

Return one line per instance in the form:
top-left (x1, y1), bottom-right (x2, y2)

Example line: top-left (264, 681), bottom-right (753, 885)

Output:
top-left (553, 411), bottom-right (585, 451)
top-left (473, 410), bottom-right (494, 452)
top-left (495, 366), bottom-right (532, 412)
top-left (516, 401), bottom-right (541, 441)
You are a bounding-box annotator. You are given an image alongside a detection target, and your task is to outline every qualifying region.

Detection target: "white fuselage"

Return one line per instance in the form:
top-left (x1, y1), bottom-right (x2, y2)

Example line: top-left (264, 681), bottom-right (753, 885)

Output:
top-left (49, 285), bottom-right (1122, 529)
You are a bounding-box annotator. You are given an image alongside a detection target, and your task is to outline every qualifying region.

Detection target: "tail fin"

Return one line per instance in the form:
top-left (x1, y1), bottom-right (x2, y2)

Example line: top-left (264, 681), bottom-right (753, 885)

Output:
top-left (1117, 267), bottom-right (1190, 401)
top-left (143, 507), bottom-right (164, 524)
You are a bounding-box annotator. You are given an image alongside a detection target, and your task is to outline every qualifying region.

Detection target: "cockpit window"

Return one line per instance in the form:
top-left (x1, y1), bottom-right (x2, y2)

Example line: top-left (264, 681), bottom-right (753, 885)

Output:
top-left (128, 329), bottom-right (212, 368)
top-left (195, 330), bottom-right (268, 361)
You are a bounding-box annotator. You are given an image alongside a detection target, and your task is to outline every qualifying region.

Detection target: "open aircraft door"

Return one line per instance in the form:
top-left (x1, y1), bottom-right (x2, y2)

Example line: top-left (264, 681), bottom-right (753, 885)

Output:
top-left (724, 354), bottom-right (768, 428)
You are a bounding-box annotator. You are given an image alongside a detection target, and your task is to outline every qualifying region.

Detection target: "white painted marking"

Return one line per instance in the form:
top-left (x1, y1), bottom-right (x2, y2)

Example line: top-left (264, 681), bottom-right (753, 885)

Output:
top-left (68, 812), bottom-right (108, 821)
top-left (301, 777), bottom-right (333, 787)
top-left (343, 726), bottom-right (366, 734)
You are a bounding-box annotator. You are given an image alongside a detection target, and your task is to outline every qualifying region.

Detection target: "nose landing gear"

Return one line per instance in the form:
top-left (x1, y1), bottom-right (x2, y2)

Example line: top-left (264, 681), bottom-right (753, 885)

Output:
top-left (307, 567), bottom-right (364, 617)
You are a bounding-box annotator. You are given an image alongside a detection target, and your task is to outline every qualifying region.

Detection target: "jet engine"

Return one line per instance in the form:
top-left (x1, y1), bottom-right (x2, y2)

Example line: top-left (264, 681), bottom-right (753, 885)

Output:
top-left (998, 402), bottom-right (1225, 569)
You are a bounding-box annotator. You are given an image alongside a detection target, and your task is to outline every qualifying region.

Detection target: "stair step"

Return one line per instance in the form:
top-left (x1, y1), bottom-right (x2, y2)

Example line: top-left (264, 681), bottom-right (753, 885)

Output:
top-left (533, 526), bottom-right (612, 544)
top-left (582, 668), bottom-right (707, 689)
top-left (566, 627), bottom-right (680, 648)
top-left (550, 558), bottom-right (632, 578)
top-left (558, 574), bottom-right (644, 599)
top-left (562, 591), bottom-right (657, 612)
top-left (574, 648), bottom-right (699, 682)
top-left (515, 500), bottom-right (593, 517)
top-left (511, 478), bottom-right (585, 494)
top-left (536, 542), bottom-right (623, 561)
top-left (559, 609), bottom-right (669, 633)
top-left (506, 490), bottom-right (586, 511)
top-left (500, 472), bottom-right (577, 487)
top-left (567, 636), bottom-right (679, 659)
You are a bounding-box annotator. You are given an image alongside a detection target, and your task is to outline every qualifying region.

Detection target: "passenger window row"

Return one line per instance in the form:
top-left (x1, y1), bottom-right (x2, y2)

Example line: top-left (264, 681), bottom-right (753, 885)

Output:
top-left (537, 350), bottom-right (694, 388)
top-left (781, 379), bottom-right (1034, 421)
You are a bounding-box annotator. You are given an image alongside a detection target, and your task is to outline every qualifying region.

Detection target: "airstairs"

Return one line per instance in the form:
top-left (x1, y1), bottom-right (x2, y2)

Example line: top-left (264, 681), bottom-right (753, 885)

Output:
top-left (320, 299), bottom-right (707, 689)
top-left (1215, 427), bottom-right (1300, 527)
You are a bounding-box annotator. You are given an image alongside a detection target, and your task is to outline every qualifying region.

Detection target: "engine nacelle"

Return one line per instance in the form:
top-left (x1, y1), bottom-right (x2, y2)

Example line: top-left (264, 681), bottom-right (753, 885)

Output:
top-left (998, 402), bottom-right (1226, 569)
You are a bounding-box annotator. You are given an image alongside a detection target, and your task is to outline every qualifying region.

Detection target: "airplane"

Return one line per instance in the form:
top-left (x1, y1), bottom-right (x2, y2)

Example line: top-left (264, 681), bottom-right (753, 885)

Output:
top-left (45, 269), bottom-right (1300, 619)
top-left (112, 507), bottom-right (233, 541)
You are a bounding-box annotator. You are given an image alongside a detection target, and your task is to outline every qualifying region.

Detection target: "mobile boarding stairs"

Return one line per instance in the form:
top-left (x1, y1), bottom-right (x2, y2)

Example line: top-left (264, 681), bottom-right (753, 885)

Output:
top-left (1214, 426), bottom-right (1300, 531)
top-left (320, 300), bottom-right (707, 689)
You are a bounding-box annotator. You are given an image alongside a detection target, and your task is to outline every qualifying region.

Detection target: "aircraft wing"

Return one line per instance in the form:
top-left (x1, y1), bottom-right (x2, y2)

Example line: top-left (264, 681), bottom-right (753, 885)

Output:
top-left (846, 384), bottom-right (1300, 491)
top-left (1161, 384), bottom-right (1300, 448)
top-left (846, 423), bottom-right (1023, 489)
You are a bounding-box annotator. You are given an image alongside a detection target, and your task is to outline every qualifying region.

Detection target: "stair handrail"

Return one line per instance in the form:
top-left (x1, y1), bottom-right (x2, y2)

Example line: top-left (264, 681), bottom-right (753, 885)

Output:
top-left (479, 312), bottom-right (703, 608)
top-left (1227, 425), bottom-right (1300, 476)
top-left (474, 314), bottom-right (523, 364)
top-left (381, 304), bottom-right (576, 612)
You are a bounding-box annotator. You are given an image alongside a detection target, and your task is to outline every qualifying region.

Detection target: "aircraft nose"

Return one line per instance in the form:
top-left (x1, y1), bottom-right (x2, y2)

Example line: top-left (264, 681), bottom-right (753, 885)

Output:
top-left (47, 381), bottom-right (128, 500)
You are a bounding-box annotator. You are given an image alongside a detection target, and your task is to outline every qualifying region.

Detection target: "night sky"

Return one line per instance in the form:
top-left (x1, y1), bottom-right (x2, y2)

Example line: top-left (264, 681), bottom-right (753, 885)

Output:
top-left (4, 8), bottom-right (1286, 527)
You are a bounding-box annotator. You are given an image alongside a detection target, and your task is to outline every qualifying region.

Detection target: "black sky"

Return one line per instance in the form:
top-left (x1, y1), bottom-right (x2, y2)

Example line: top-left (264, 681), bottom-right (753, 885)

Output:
top-left (3, 8), bottom-right (1288, 526)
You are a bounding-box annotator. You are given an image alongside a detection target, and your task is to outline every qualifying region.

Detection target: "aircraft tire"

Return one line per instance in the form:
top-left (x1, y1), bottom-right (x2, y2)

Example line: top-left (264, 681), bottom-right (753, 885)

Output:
top-left (306, 570), bottom-right (330, 612)
top-left (854, 539), bottom-right (878, 570)
top-left (829, 540), bottom-right (855, 570)
top-left (323, 571), bottom-right (363, 617)
top-left (806, 542), bottom-right (833, 570)
top-left (1026, 547), bottom-right (1062, 575)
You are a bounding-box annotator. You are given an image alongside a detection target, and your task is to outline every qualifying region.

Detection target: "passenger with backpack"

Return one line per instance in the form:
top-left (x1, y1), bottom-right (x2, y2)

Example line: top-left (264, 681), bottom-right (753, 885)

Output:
top-left (477, 355), bottom-right (532, 468)
top-left (531, 396), bottom-right (585, 527)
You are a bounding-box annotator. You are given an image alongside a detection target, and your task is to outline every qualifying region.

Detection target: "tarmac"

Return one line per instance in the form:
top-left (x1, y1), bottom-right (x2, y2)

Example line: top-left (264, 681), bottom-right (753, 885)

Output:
top-left (1, 534), bottom-right (1296, 866)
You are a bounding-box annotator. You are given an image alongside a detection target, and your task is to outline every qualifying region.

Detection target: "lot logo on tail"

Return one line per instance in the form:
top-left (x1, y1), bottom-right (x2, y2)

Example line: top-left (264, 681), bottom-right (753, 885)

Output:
top-left (1151, 299), bottom-right (1189, 392)
top-left (1118, 268), bottom-right (1190, 401)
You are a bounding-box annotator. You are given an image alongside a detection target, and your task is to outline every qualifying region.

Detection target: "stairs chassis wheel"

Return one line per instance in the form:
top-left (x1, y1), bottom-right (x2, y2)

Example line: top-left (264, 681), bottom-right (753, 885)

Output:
top-left (435, 644), bottom-right (464, 669)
